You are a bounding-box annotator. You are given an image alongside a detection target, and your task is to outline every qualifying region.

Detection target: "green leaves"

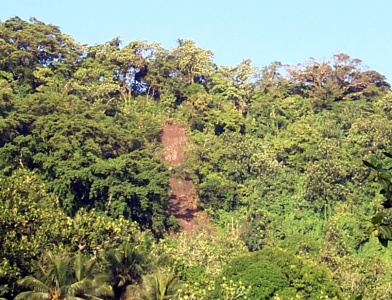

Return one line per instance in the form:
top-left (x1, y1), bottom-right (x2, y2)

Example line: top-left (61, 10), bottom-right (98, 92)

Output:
top-left (374, 225), bottom-right (392, 247)
top-left (362, 153), bottom-right (392, 247)
top-left (288, 54), bottom-right (388, 108)
top-left (141, 270), bottom-right (181, 300)
top-left (214, 247), bottom-right (342, 300)
top-left (0, 169), bottom-right (149, 297)
top-left (173, 39), bottom-right (214, 84)
top-left (363, 153), bottom-right (392, 209)
top-left (370, 213), bottom-right (386, 226)
top-left (16, 251), bottom-right (113, 300)
top-left (362, 159), bottom-right (377, 169)
top-left (2, 15), bottom-right (392, 300)
top-left (362, 155), bottom-right (392, 174)
top-left (0, 88), bottom-right (170, 233)
top-left (0, 170), bottom-right (69, 296)
top-left (0, 17), bottom-right (83, 93)
top-left (104, 241), bottom-right (152, 299)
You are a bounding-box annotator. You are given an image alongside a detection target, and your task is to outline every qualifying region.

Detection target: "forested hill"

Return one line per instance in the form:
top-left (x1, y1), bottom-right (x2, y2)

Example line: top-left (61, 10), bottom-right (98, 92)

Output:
top-left (2, 16), bottom-right (392, 300)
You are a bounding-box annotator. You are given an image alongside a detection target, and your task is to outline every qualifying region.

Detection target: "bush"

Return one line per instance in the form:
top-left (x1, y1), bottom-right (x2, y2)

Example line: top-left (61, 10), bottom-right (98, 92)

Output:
top-left (210, 252), bottom-right (287, 300)
top-left (209, 247), bottom-right (342, 299)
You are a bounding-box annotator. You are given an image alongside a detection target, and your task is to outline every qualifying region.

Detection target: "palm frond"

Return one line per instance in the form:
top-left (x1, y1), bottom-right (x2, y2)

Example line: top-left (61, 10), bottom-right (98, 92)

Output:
top-left (15, 291), bottom-right (51, 300)
top-left (17, 276), bottom-right (49, 292)
top-left (63, 296), bottom-right (86, 300)
top-left (84, 282), bottom-right (114, 299)
top-left (15, 291), bottom-right (34, 300)
top-left (141, 270), bottom-right (181, 300)
top-left (43, 252), bottom-right (72, 287)
top-left (67, 279), bottom-right (93, 297)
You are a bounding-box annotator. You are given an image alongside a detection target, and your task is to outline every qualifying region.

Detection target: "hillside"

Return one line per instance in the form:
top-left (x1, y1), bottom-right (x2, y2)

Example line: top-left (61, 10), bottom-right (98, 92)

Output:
top-left (1, 17), bottom-right (392, 299)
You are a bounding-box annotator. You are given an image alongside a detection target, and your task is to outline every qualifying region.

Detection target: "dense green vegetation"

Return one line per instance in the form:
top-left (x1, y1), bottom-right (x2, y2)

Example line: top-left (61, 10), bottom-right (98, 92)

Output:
top-left (1, 16), bottom-right (392, 299)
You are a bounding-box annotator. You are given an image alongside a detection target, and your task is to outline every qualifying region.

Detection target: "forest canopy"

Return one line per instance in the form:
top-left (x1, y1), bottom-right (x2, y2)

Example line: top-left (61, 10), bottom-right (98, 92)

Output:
top-left (1, 16), bottom-right (392, 300)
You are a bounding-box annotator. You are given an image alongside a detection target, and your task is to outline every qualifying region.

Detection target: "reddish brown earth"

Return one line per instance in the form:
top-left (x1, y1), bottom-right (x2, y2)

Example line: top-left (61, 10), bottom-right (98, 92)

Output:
top-left (160, 121), bottom-right (207, 234)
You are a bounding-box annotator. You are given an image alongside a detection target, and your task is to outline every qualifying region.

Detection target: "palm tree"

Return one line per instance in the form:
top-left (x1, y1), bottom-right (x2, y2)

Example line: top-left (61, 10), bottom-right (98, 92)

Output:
top-left (140, 270), bottom-right (181, 300)
top-left (70, 252), bottom-right (113, 299)
top-left (15, 251), bottom-right (113, 300)
top-left (105, 241), bottom-right (149, 300)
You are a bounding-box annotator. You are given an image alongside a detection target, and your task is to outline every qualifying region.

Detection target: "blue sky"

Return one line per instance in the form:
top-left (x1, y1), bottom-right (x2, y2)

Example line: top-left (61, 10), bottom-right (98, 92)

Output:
top-left (1, 0), bottom-right (392, 82)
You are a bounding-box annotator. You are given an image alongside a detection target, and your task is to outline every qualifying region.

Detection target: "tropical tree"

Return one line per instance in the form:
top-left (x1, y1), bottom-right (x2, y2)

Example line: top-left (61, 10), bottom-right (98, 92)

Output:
top-left (139, 270), bottom-right (181, 300)
top-left (172, 39), bottom-right (214, 85)
top-left (0, 170), bottom-right (70, 297)
top-left (0, 87), bottom-right (170, 235)
top-left (209, 59), bottom-right (258, 114)
top-left (0, 17), bottom-right (83, 94)
top-left (105, 241), bottom-right (150, 300)
top-left (288, 54), bottom-right (389, 110)
top-left (15, 251), bottom-right (112, 300)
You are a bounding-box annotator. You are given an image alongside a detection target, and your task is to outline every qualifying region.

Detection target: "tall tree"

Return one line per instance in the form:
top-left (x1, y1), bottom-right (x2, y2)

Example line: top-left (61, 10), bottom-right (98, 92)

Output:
top-left (209, 59), bottom-right (258, 114)
top-left (0, 170), bottom-right (70, 297)
top-left (16, 252), bottom-right (112, 300)
top-left (288, 54), bottom-right (389, 110)
top-left (172, 39), bottom-right (214, 84)
top-left (105, 241), bottom-right (150, 300)
top-left (0, 17), bottom-right (83, 94)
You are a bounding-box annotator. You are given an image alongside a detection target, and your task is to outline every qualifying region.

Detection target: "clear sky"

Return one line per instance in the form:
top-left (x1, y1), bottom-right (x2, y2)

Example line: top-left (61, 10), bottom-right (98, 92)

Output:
top-left (1, 0), bottom-right (392, 83)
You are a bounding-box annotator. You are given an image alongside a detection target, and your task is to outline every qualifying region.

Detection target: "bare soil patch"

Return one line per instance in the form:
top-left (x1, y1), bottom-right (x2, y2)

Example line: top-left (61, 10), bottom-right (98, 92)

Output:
top-left (160, 121), bottom-right (207, 234)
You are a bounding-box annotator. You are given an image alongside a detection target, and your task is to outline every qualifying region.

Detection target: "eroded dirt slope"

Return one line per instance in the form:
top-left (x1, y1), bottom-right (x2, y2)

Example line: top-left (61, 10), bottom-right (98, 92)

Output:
top-left (161, 121), bottom-right (207, 233)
